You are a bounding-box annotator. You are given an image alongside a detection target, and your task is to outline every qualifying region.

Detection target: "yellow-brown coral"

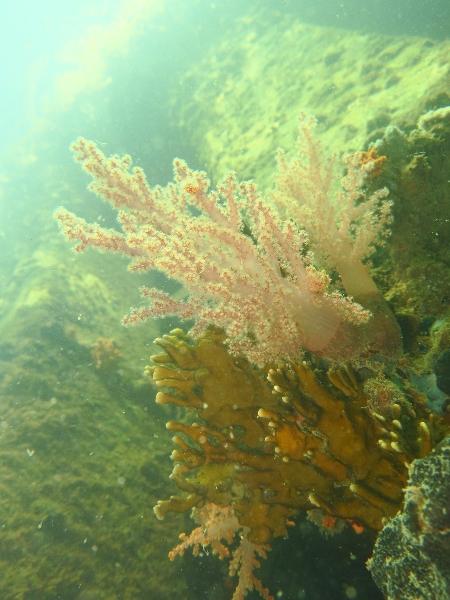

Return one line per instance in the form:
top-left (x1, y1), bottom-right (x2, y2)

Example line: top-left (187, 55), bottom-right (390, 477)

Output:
top-left (355, 146), bottom-right (387, 178)
top-left (150, 328), bottom-right (447, 543)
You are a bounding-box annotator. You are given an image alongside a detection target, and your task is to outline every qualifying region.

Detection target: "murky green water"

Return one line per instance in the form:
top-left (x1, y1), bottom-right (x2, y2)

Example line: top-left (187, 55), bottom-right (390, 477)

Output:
top-left (0, 2), bottom-right (448, 599)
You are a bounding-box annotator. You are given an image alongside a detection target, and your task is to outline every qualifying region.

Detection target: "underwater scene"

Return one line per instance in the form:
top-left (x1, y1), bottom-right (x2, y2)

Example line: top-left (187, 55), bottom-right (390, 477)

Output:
top-left (0, 1), bottom-right (449, 599)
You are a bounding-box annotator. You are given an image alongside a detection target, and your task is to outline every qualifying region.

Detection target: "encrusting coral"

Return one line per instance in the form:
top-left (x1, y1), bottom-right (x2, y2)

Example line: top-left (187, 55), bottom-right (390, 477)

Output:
top-left (149, 328), bottom-right (448, 597)
top-left (151, 328), bottom-right (446, 533)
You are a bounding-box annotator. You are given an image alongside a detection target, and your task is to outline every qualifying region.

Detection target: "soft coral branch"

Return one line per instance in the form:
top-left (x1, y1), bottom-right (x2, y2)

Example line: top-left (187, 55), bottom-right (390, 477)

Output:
top-left (168, 503), bottom-right (272, 600)
top-left (274, 118), bottom-right (392, 300)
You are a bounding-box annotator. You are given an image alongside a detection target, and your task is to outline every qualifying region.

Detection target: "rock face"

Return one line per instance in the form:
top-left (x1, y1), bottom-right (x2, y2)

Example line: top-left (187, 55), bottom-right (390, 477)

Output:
top-left (0, 248), bottom-right (186, 598)
top-left (368, 436), bottom-right (450, 600)
top-left (173, 9), bottom-right (450, 186)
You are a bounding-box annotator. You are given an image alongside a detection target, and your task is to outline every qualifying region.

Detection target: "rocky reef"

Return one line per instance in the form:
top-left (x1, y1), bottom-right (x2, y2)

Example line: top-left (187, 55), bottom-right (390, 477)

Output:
top-left (368, 436), bottom-right (450, 599)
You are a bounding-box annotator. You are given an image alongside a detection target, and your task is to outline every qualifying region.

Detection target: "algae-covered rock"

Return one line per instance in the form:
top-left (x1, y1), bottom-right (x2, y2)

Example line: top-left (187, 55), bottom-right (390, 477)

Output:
top-left (372, 106), bottom-right (450, 323)
top-left (0, 246), bottom-right (188, 598)
top-left (368, 436), bottom-right (450, 600)
top-left (172, 8), bottom-right (450, 186)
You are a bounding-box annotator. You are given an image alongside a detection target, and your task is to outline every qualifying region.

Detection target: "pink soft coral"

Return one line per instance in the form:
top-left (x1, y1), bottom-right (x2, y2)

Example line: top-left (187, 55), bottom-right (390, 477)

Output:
top-left (168, 503), bottom-right (272, 600)
top-left (55, 117), bottom-right (400, 365)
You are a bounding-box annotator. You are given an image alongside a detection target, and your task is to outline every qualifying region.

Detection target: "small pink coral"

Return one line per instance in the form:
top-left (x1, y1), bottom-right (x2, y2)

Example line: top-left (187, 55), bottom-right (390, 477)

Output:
top-left (168, 503), bottom-right (272, 600)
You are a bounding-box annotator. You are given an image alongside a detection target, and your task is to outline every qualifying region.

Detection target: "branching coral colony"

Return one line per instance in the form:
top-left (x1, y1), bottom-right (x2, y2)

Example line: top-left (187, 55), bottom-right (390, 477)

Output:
top-left (55, 117), bottom-right (449, 600)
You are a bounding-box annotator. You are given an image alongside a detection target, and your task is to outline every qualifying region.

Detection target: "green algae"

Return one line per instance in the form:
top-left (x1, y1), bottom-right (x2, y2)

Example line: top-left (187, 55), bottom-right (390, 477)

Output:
top-left (0, 245), bottom-right (190, 598)
top-left (172, 9), bottom-right (449, 187)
